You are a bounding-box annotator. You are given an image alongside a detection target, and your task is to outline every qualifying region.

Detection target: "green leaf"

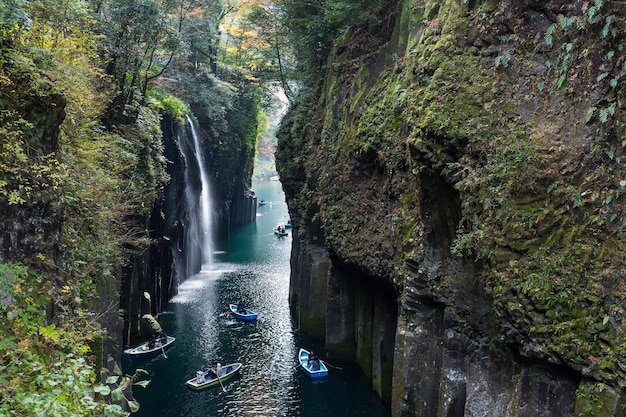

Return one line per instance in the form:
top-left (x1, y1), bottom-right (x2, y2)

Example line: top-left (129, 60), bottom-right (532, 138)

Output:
top-left (603, 315), bottom-right (610, 326)
top-left (602, 22), bottom-right (610, 38)
top-left (128, 400), bottom-right (140, 412)
top-left (133, 380), bottom-right (151, 388)
top-left (608, 105), bottom-right (615, 116)
top-left (94, 384), bottom-right (111, 396)
top-left (585, 107), bottom-right (596, 123)
top-left (600, 108), bottom-right (609, 123)
top-left (111, 387), bottom-right (123, 401)
top-left (106, 375), bottom-right (120, 384)
top-left (610, 78), bottom-right (618, 88)
top-left (104, 404), bottom-right (124, 417)
top-left (545, 23), bottom-right (557, 47)
top-left (545, 33), bottom-right (553, 47)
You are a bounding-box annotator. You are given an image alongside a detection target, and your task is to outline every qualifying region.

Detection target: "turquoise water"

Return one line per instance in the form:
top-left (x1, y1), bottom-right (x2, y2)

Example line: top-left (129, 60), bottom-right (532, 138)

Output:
top-left (126, 180), bottom-right (392, 417)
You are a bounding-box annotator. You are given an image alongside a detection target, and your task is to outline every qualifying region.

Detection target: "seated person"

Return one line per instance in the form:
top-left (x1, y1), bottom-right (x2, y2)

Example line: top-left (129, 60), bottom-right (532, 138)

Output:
top-left (147, 334), bottom-right (157, 349)
top-left (141, 313), bottom-right (164, 349)
top-left (207, 361), bottom-right (222, 379)
top-left (196, 370), bottom-right (206, 384)
top-left (237, 300), bottom-right (246, 312)
top-left (307, 351), bottom-right (320, 371)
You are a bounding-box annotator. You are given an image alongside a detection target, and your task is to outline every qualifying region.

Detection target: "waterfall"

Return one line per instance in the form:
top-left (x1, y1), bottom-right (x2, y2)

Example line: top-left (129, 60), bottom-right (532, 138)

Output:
top-left (186, 115), bottom-right (213, 270)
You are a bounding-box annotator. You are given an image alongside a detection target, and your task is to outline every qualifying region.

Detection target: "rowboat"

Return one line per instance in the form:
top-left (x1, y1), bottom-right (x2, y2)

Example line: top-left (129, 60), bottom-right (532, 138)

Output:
top-left (124, 336), bottom-right (175, 357)
top-left (229, 304), bottom-right (259, 320)
top-left (274, 226), bottom-right (288, 237)
top-left (186, 363), bottom-right (242, 390)
top-left (258, 199), bottom-right (269, 206)
top-left (298, 348), bottom-right (328, 378)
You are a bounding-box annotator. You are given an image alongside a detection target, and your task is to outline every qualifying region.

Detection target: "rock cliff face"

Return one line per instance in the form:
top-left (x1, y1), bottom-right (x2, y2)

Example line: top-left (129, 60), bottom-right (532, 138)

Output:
top-left (277, 1), bottom-right (626, 416)
top-left (122, 113), bottom-right (257, 345)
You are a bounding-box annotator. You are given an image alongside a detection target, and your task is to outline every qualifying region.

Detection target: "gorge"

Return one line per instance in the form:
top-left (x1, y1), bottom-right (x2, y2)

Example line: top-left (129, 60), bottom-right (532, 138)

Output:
top-left (1, 0), bottom-right (625, 416)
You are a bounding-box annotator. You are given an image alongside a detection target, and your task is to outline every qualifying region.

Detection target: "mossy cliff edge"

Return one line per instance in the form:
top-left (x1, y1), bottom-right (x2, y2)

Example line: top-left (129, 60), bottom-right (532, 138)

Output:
top-left (277, 0), bottom-right (626, 415)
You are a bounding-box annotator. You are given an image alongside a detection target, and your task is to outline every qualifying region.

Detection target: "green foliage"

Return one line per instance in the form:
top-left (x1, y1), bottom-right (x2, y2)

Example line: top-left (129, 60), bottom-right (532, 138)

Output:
top-left (0, 112), bottom-right (66, 207)
top-left (97, 0), bottom-right (185, 113)
top-left (0, 262), bottom-right (148, 416)
top-left (0, 0), bottom-right (31, 41)
top-left (172, 69), bottom-right (237, 136)
top-left (277, 0), bottom-right (386, 81)
top-left (0, 2), bottom-right (171, 414)
top-left (575, 382), bottom-right (615, 417)
top-left (0, 0), bottom-right (272, 415)
top-left (147, 89), bottom-right (190, 124)
top-left (541, 1), bottom-right (625, 124)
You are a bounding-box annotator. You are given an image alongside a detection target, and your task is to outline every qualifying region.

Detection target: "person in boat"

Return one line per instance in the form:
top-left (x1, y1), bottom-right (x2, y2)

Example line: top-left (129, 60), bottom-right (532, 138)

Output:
top-left (140, 313), bottom-right (166, 349)
top-left (205, 368), bottom-right (217, 380)
top-left (307, 351), bottom-right (320, 371)
top-left (237, 300), bottom-right (246, 313)
top-left (196, 370), bottom-right (206, 384)
top-left (208, 361), bottom-right (222, 378)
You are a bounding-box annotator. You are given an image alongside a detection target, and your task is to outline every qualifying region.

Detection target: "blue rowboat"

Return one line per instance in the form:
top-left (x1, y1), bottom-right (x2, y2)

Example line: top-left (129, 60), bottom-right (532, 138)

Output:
top-left (229, 304), bottom-right (259, 321)
top-left (186, 363), bottom-right (242, 390)
top-left (124, 336), bottom-right (175, 357)
top-left (298, 348), bottom-right (328, 378)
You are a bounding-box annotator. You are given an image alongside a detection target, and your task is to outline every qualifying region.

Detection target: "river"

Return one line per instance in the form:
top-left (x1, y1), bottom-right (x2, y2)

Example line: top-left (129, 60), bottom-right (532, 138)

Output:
top-left (126, 180), bottom-right (392, 417)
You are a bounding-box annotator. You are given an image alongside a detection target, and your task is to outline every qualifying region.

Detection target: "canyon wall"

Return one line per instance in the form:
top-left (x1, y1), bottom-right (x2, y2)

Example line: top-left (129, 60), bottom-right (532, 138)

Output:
top-left (277, 1), bottom-right (626, 416)
top-left (122, 112), bottom-right (257, 347)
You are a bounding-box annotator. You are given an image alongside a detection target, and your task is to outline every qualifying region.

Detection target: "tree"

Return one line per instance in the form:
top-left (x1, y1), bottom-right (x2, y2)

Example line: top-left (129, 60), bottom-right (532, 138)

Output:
top-left (180, 0), bottom-right (231, 75)
top-left (240, 2), bottom-right (295, 99)
top-left (97, 0), bottom-right (183, 120)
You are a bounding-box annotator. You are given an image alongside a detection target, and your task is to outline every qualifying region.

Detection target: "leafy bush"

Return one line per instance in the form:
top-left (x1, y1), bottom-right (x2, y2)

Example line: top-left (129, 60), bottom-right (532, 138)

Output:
top-left (147, 89), bottom-right (191, 124)
top-left (0, 262), bottom-right (149, 416)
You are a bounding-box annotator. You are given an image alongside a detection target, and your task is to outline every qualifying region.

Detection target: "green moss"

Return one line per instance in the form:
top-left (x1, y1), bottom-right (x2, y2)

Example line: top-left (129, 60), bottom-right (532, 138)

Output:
top-left (146, 89), bottom-right (190, 124)
top-left (575, 382), bottom-right (623, 417)
top-left (279, 0), bottom-right (626, 393)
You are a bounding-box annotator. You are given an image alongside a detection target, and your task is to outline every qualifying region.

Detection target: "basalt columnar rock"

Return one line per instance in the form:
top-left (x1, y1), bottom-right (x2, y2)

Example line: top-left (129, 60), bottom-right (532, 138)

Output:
top-left (277, 1), bottom-right (626, 416)
top-left (122, 110), bottom-right (258, 346)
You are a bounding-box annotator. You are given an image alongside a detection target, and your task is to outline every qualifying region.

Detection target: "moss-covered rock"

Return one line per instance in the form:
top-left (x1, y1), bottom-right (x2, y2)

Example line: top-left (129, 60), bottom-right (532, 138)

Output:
top-left (277, 0), bottom-right (626, 414)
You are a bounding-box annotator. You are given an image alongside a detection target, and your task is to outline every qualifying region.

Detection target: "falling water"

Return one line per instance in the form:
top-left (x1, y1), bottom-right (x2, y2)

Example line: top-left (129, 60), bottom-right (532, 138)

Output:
top-left (186, 115), bottom-right (212, 270)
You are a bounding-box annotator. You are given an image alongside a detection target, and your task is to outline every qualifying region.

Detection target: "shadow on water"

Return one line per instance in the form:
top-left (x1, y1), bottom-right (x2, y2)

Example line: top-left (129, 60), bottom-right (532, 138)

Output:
top-left (126, 180), bottom-right (391, 417)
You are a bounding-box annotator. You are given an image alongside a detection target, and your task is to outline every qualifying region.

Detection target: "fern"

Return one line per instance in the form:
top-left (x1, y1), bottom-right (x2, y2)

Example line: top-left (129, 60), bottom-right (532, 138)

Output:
top-left (585, 107), bottom-right (596, 123)
top-left (545, 23), bottom-right (557, 47)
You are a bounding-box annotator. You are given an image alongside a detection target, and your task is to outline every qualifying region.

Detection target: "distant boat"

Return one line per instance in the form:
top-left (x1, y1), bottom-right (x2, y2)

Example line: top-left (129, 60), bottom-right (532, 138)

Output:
top-left (229, 304), bottom-right (259, 321)
top-left (258, 199), bottom-right (269, 206)
top-left (274, 226), bottom-right (288, 237)
top-left (124, 336), bottom-right (175, 357)
top-left (284, 219), bottom-right (292, 229)
top-left (298, 348), bottom-right (328, 378)
top-left (186, 363), bottom-right (242, 390)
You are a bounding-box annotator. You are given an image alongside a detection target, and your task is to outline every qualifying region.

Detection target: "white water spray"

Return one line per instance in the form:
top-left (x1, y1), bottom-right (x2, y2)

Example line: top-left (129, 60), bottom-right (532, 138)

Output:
top-left (186, 115), bottom-right (212, 270)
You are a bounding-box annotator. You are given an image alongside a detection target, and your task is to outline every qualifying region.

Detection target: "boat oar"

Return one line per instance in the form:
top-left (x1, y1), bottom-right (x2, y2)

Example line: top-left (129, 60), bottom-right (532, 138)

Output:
top-left (291, 363), bottom-right (302, 371)
top-left (216, 372), bottom-right (227, 392)
top-left (322, 360), bottom-right (342, 370)
top-left (159, 338), bottom-right (168, 359)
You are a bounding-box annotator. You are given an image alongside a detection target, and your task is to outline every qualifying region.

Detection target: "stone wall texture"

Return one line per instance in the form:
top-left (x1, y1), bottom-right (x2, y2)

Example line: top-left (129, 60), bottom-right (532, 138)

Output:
top-left (277, 0), bottom-right (626, 416)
